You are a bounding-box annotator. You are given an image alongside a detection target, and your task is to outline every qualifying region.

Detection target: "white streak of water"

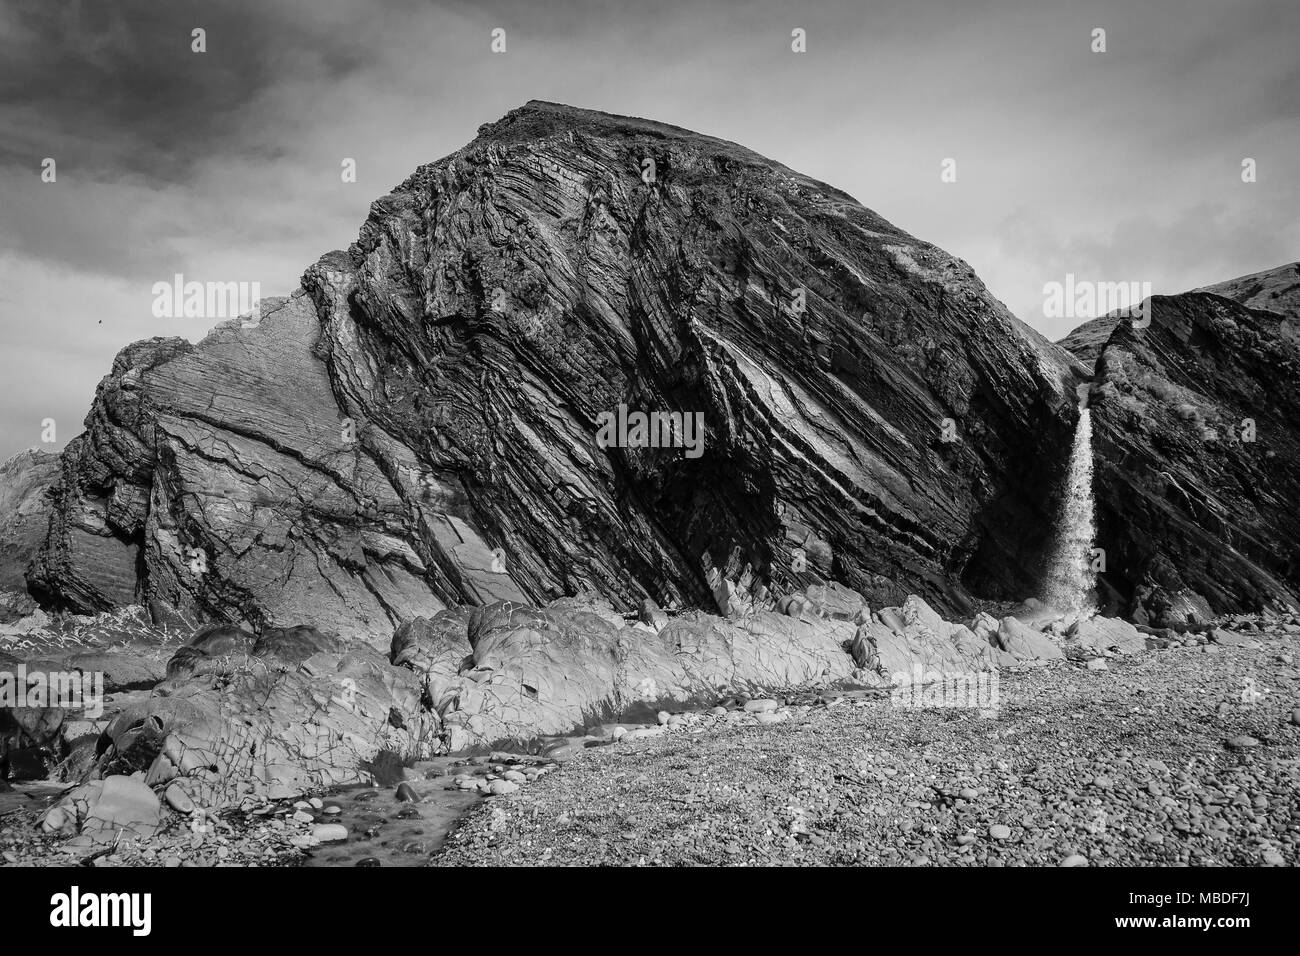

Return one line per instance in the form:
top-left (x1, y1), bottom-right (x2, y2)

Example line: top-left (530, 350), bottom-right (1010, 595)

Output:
top-left (1042, 408), bottom-right (1097, 616)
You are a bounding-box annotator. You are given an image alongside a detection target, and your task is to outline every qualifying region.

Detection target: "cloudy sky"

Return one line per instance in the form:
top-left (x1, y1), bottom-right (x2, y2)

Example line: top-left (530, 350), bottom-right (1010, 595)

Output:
top-left (1, 0), bottom-right (1296, 462)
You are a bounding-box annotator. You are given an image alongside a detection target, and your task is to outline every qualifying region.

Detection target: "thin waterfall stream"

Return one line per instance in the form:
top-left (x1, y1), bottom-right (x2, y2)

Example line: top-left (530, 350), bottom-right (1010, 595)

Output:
top-left (1042, 404), bottom-right (1098, 617)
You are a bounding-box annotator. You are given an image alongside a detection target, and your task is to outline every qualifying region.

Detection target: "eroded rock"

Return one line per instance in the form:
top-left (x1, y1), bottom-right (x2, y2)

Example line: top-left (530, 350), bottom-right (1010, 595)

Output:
top-left (1066, 616), bottom-right (1146, 655)
top-left (25, 100), bottom-right (1081, 636)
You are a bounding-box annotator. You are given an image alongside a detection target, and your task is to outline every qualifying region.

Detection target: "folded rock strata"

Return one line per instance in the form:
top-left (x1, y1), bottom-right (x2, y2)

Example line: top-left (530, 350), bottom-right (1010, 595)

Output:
top-left (23, 100), bottom-right (1082, 638)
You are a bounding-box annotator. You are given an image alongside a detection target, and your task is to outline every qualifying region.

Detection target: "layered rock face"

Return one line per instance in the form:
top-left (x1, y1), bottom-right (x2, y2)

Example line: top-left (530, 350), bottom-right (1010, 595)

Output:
top-left (28, 297), bottom-right (452, 641)
top-left (1074, 263), bottom-right (1300, 621)
top-left (0, 450), bottom-right (59, 595)
top-left (26, 101), bottom-right (1081, 635)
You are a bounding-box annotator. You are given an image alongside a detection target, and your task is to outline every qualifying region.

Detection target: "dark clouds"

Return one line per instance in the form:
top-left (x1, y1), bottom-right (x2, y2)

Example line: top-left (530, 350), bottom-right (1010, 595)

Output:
top-left (0, 0), bottom-right (1297, 461)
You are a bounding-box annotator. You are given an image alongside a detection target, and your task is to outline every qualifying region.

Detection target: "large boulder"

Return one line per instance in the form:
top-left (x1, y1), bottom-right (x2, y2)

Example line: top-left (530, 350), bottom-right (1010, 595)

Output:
top-left (1147, 589), bottom-right (1215, 629)
top-left (851, 595), bottom-right (1003, 680)
top-left (40, 774), bottom-right (161, 843)
top-left (995, 616), bottom-right (1065, 661)
top-left (1066, 616), bottom-right (1146, 655)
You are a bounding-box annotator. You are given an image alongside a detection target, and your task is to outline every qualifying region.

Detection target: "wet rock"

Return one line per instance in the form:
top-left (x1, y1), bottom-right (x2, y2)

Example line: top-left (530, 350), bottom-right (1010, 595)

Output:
top-left (395, 782), bottom-right (419, 803)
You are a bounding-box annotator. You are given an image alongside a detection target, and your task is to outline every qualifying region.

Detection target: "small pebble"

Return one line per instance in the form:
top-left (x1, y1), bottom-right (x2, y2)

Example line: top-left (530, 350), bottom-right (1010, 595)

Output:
top-left (312, 823), bottom-right (348, 843)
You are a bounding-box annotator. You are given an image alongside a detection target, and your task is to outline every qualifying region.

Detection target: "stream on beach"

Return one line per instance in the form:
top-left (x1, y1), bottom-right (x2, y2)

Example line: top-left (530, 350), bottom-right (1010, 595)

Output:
top-left (300, 688), bottom-right (888, 867)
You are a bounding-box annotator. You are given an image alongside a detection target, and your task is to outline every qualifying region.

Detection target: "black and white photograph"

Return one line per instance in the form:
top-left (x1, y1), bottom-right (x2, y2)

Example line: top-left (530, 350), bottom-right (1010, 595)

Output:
top-left (0, 0), bottom-right (1295, 930)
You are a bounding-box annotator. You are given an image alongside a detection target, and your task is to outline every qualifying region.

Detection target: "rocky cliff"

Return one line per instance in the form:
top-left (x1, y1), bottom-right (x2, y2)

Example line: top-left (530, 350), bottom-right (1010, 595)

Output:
top-left (1074, 262), bottom-right (1300, 622)
top-left (0, 450), bottom-right (59, 597)
top-left (22, 101), bottom-right (1083, 637)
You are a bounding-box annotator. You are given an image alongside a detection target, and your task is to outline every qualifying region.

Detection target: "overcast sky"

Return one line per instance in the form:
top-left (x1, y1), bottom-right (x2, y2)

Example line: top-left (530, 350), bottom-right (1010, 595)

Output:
top-left (1, 0), bottom-right (1297, 462)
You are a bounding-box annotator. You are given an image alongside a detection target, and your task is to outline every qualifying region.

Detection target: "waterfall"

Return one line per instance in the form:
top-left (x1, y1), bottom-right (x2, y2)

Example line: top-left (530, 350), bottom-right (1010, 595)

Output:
top-left (1042, 406), bottom-right (1098, 617)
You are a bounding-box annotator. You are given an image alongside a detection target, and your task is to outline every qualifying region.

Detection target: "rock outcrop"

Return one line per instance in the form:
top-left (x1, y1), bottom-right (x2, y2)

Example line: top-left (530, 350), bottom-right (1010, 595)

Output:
top-left (92, 624), bottom-right (434, 807)
top-left (24, 101), bottom-right (1081, 638)
top-left (1075, 262), bottom-right (1300, 620)
top-left (16, 104), bottom-right (1295, 634)
top-left (0, 450), bottom-right (59, 594)
top-left (26, 298), bottom-right (451, 643)
top-left (13, 588), bottom-right (1098, 810)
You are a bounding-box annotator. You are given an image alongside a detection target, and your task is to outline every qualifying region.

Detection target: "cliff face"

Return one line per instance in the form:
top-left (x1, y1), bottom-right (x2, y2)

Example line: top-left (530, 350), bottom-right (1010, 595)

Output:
top-left (25, 101), bottom-right (1087, 635)
top-left (1085, 262), bottom-right (1300, 621)
top-left (0, 449), bottom-right (59, 595)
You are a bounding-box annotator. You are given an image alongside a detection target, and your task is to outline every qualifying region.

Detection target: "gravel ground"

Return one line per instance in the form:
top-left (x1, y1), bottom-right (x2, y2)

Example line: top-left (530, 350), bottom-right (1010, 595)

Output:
top-left (0, 792), bottom-right (332, 867)
top-left (434, 634), bottom-right (1300, 867)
